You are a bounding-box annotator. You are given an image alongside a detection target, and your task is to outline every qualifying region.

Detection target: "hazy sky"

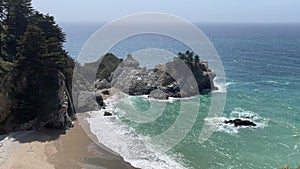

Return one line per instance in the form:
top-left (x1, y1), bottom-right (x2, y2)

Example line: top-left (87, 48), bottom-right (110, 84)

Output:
top-left (32, 0), bottom-right (300, 23)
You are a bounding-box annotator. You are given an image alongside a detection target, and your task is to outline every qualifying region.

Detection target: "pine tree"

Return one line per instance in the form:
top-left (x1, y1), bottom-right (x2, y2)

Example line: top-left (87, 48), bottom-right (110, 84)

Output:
top-left (17, 25), bottom-right (47, 65)
top-left (2, 0), bottom-right (33, 59)
top-left (186, 50), bottom-right (194, 65)
top-left (29, 12), bottom-right (71, 69)
top-left (194, 55), bottom-right (200, 63)
top-left (0, 0), bottom-right (5, 58)
top-left (30, 12), bottom-right (66, 45)
top-left (178, 52), bottom-right (186, 60)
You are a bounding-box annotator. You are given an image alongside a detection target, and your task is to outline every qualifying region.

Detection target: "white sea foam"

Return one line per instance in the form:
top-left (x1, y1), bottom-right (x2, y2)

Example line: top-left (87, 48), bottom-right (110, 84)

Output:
top-left (86, 93), bottom-right (189, 169)
top-left (212, 76), bottom-right (227, 93)
top-left (213, 83), bottom-right (227, 93)
top-left (138, 93), bottom-right (198, 103)
top-left (204, 108), bottom-right (269, 134)
top-left (225, 81), bottom-right (236, 87)
top-left (256, 80), bottom-right (290, 86)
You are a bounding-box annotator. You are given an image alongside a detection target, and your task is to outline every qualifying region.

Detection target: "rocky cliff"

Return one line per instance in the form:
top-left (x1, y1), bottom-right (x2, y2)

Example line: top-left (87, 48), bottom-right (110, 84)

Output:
top-left (0, 61), bottom-right (75, 134)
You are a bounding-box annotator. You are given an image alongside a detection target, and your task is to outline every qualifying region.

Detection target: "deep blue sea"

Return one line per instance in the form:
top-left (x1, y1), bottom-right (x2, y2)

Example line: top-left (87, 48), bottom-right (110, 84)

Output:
top-left (62, 23), bottom-right (300, 169)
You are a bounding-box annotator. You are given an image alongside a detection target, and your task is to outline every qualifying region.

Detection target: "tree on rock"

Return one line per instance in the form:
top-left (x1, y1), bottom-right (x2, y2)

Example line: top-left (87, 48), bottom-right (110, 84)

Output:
top-left (177, 52), bottom-right (186, 60)
top-left (2, 0), bottom-right (33, 60)
top-left (194, 55), bottom-right (200, 63)
top-left (17, 25), bottom-right (47, 66)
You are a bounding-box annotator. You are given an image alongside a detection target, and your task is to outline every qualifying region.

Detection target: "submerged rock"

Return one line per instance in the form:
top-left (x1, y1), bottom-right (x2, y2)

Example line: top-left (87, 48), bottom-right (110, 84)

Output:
top-left (224, 119), bottom-right (257, 127)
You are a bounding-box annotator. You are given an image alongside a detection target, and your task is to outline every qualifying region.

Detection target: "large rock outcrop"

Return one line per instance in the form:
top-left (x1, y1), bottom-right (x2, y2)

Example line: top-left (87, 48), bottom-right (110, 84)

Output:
top-left (71, 53), bottom-right (121, 112)
top-left (94, 54), bottom-right (217, 99)
top-left (72, 73), bottom-right (105, 112)
top-left (0, 61), bottom-right (75, 134)
top-left (74, 52), bottom-right (217, 114)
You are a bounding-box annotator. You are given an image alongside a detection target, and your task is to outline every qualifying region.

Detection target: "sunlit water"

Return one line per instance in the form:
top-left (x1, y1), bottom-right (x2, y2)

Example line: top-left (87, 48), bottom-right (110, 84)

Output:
top-left (63, 23), bottom-right (300, 169)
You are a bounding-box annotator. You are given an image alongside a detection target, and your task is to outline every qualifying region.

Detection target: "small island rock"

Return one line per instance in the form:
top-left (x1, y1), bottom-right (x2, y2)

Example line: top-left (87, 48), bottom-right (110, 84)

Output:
top-left (224, 119), bottom-right (257, 127)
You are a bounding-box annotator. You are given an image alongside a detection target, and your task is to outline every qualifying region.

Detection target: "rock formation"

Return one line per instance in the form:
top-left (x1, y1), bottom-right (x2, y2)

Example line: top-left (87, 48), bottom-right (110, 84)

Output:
top-left (0, 1), bottom-right (77, 134)
top-left (224, 119), bottom-right (257, 127)
top-left (0, 61), bottom-right (75, 134)
top-left (94, 53), bottom-right (217, 99)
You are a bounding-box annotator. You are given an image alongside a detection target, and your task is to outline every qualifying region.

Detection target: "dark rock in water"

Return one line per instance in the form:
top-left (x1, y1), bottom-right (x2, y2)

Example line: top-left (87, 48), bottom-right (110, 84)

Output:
top-left (224, 119), bottom-right (257, 127)
top-left (103, 111), bottom-right (113, 116)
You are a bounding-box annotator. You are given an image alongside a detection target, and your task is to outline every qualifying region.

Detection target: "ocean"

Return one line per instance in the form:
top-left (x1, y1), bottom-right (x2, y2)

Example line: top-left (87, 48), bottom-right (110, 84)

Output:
top-left (62, 23), bottom-right (300, 169)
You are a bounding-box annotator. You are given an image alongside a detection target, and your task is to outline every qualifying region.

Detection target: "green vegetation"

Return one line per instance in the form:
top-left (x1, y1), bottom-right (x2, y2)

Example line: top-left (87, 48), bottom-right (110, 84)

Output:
top-left (0, 60), bottom-right (12, 75)
top-left (95, 53), bottom-right (122, 80)
top-left (1, 0), bottom-right (33, 61)
top-left (0, 0), bottom-right (75, 131)
top-left (0, 0), bottom-right (72, 66)
top-left (0, 0), bottom-right (74, 86)
top-left (79, 53), bottom-right (122, 82)
top-left (177, 50), bottom-right (202, 66)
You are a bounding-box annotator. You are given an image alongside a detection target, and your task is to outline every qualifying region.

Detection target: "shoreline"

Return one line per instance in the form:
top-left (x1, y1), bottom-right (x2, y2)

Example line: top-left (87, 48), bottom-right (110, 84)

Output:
top-left (0, 88), bottom-right (203, 169)
top-left (0, 87), bottom-right (137, 169)
top-left (0, 115), bottom-right (137, 169)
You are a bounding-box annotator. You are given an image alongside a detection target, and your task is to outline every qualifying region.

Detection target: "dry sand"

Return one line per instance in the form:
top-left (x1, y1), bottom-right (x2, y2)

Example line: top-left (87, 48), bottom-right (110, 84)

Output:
top-left (0, 116), bottom-right (136, 169)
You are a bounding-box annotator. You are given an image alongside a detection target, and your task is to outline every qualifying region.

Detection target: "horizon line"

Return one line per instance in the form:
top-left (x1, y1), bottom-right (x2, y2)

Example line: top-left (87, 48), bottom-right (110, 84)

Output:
top-left (58, 21), bottom-right (300, 25)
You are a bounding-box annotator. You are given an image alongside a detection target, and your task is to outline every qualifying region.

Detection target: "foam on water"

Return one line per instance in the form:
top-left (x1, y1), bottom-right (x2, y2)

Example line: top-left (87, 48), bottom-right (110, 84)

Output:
top-left (204, 108), bottom-right (269, 134)
top-left (257, 80), bottom-right (290, 86)
top-left (213, 78), bottom-right (227, 93)
top-left (87, 94), bottom-right (189, 169)
top-left (225, 81), bottom-right (236, 87)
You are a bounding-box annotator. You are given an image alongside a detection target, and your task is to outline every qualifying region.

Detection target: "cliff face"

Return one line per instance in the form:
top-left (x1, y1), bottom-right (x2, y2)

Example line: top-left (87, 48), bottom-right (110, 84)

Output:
top-left (0, 61), bottom-right (75, 134)
top-left (0, 62), bottom-right (14, 128)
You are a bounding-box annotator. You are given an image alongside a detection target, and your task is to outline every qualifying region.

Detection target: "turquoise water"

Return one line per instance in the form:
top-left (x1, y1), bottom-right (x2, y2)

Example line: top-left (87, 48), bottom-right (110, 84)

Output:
top-left (65, 23), bottom-right (300, 168)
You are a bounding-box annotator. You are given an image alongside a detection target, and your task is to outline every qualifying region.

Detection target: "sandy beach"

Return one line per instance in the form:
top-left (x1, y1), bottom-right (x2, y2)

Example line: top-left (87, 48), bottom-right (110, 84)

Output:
top-left (0, 114), bottom-right (136, 169)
